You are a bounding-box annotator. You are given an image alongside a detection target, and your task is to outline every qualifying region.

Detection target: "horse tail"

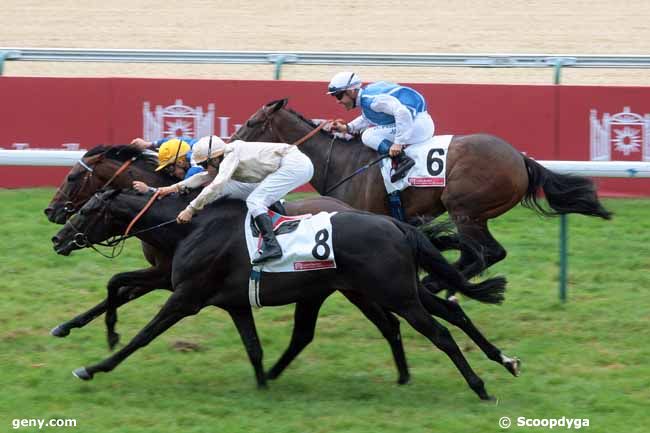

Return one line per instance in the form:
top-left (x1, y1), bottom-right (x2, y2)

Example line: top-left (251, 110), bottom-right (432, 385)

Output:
top-left (401, 223), bottom-right (506, 305)
top-left (522, 156), bottom-right (612, 220)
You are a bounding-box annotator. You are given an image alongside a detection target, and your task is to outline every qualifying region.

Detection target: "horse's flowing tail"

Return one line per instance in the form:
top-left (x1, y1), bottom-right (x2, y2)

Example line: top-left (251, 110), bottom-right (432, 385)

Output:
top-left (522, 156), bottom-right (612, 219)
top-left (401, 223), bottom-right (506, 305)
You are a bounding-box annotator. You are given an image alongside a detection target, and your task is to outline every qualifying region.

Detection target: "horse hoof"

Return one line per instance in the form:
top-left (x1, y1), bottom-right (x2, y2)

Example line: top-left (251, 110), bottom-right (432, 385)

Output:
top-left (480, 394), bottom-right (497, 402)
top-left (505, 357), bottom-right (521, 377)
top-left (50, 325), bottom-right (70, 338)
top-left (397, 374), bottom-right (411, 385)
top-left (107, 333), bottom-right (120, 351)
top-left (72, 367), bottom-right (93, 381)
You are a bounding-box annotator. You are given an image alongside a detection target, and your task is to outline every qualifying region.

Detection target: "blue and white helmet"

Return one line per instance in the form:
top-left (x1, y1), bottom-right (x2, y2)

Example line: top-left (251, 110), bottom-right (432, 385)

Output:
top-left (326, 72), bottom-right (362, 94)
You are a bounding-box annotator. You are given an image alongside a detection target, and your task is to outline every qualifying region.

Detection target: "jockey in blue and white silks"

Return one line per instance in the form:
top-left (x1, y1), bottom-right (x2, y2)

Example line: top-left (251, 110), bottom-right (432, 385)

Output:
top-left (325, 72), bottom-right (435, 184)
top-left (325, 72), bottom-right (435, 221)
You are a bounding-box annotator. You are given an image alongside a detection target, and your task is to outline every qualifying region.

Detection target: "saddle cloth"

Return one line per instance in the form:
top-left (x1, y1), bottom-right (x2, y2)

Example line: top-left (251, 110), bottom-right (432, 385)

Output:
top-left (380, 135), bottom-right (453, 194)
top-left (246, 210), bottom-right (337, 308)
top-left (244, 210), bottom-right (337, 273)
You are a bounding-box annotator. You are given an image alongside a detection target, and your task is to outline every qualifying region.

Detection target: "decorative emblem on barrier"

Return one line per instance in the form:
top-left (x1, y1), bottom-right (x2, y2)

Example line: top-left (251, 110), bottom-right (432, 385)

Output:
top-left (590, 106), bottom-right (650, 161)
top-left (143, 99), bottom-right (215, 141)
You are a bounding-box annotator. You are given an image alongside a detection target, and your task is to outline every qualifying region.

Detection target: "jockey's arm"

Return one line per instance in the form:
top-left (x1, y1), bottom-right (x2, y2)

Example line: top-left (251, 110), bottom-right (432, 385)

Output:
top-left (185, 152), bottom-right (240, 214)
top-left (347, 115), bottom-right (369, 134)
top-left (369, 94), bottom-right (414, 144)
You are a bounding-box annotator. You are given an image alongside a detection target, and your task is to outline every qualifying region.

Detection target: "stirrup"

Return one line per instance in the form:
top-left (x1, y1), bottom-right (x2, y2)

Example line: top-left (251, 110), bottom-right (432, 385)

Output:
top-left (252, 245), bottom-right (282, 264)
top-left (391, 157), bottom-right (415, 183)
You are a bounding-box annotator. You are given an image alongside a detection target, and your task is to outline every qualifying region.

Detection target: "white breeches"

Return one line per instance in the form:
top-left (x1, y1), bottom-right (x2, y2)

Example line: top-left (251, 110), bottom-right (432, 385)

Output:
top-left (361, 112), bottom-right (435, 150)
top-left (246, 148), bottom-right (314, 217)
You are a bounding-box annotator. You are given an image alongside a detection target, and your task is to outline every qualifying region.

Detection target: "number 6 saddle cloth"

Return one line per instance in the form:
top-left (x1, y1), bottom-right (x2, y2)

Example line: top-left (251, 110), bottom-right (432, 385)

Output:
top-left (380, 134), bottom-right (453, 194)
top-left (244, 210), bottom-right (337, 273)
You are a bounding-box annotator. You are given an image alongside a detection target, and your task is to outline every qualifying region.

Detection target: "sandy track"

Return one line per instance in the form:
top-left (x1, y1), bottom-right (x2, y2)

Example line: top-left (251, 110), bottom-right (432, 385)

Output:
top-left (1, 0), bottom-right (649, 85)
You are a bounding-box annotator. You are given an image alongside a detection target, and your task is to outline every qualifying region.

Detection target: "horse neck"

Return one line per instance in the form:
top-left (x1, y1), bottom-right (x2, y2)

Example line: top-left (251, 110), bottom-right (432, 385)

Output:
top-left (113, 193), bottom-right (190, 254)
top-left (277, 113), bottom-right (375, 200)
top-left (96, 159), bottom-right (173, 189)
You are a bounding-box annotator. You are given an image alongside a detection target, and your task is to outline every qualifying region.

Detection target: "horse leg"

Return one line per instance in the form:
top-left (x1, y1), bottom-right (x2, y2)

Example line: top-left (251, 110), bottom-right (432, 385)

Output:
top-left (227, 308), bottom-right (266, 388)
top-left (104, 267), bottom-right (172, 350)
top-left (418, 290), bottom-right (520, 377)
top-left (340, 291), bottom-right (410, 385)
top-left (266, 296), bottom-right (327, 382)
top-left (50, 284), bottom-right (167, 338)
top-left (453, 219), bottom-right (506, 279)
top-left (397, 303), bottom-right (492, 400)
top-left (72, 289), bottom-right (202, 381)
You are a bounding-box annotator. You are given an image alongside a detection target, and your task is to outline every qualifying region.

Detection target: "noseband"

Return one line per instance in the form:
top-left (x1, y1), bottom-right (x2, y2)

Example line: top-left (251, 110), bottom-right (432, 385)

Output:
top-left (62, 154), bottom-right (136, 216)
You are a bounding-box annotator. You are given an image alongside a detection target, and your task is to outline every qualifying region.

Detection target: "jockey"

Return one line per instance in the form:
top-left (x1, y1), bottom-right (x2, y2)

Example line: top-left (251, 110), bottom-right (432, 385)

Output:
top-left (325, 72), bottom-right (434, 183)
top-left (130, 137), bottom-right (204, 192)
top-left (157, 136), bottom-right (314, 264)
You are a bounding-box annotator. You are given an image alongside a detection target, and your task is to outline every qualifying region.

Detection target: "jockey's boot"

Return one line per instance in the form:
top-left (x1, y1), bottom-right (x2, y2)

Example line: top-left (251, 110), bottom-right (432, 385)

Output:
top-left (252, 214), bottom-right (283, 264)
top-left (391, 152), bottom-right (415, 183)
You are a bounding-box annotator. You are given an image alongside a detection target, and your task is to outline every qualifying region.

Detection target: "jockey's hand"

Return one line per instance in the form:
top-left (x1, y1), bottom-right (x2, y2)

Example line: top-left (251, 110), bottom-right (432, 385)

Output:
top-left (176, 208), bottom-right (194, 224)
top-left (389, 143), bottom-right (404, 157)
top-left (132, 181), bottom-right (150, 193)
top-left (329, 119), bottom-right (349, 134)
top-left (130, 138), bottom-right (152, 151)
top-left (157, 185), bottom-right (178, 198)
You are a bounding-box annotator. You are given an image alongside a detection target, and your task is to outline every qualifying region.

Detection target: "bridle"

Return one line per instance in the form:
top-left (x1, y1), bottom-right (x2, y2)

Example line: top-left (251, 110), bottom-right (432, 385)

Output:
top-left (65, 191), bottom-right (176, 259)
top-left (61, 153), bottom-right (137, 216)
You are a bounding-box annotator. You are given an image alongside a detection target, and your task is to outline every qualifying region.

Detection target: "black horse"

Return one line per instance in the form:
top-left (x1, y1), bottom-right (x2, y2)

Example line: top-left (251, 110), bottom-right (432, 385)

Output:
top-left (52, 190), bottom-right (516, 400)
top-left (43, 144), bottom-right (499, 386)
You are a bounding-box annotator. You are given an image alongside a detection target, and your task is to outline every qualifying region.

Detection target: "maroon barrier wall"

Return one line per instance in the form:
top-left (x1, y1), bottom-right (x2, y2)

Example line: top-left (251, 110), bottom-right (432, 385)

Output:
top-left (1, 77), bottom-right (648, 195)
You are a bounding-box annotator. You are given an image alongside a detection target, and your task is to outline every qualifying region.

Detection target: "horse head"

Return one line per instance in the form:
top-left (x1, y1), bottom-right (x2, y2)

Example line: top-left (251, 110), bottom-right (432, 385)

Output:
top-left (233, 98), bottom-right (312, 144)
top-left (51, 189), bottom-right (126, 256)
top-left (44, 145), bottom-right (168, 224)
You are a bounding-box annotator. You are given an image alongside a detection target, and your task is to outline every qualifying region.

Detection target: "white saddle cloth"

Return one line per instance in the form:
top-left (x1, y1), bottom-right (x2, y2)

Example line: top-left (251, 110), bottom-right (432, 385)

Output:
top-left (380, 135), bottom-right (453, 193)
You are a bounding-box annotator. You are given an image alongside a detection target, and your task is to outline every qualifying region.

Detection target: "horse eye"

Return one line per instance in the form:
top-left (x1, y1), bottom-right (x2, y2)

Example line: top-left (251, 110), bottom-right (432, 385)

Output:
top-left (67, 175), bottom-right (77, 182)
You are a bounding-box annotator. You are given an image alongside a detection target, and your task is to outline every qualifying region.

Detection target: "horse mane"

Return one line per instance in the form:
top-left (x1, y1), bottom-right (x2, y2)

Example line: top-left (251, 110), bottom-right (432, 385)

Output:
top-left (285, 107), bottom-right (365, 147)
top-left (84, 144), bottom-right (160, 172)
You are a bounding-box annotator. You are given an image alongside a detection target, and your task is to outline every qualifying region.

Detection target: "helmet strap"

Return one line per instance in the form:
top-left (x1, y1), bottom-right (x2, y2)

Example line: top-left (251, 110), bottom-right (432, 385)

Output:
top-left (171, 138), bottom-right (182, 172)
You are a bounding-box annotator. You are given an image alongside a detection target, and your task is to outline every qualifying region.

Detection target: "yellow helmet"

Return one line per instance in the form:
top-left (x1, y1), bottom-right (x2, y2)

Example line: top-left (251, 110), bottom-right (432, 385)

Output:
top-left (155, 139), bottom-right (191, 171)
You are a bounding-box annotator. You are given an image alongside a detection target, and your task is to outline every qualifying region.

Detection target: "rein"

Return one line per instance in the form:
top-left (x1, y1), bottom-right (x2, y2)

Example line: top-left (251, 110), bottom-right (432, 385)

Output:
top-left (68, 191), bottom-right (176, 259)
top-left (63, 154), bottom-right (138, 215)
top-left (124, 189), bottom-right (160, 236)
top-left (103, 157), bottom-right (136, 189)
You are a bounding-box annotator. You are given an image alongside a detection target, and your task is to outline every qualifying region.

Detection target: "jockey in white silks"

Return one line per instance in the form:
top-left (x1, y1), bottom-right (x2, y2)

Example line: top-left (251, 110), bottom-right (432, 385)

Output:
top-left (157, 136), bottom-right (314, 264)
top-left (325, 72), bottom-right (435, 221)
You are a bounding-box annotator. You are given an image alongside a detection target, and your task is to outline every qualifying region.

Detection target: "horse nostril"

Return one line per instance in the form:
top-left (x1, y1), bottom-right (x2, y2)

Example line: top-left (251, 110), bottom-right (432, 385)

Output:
top-left (52, 235), bottom-right (60, 244)
top-left (44, 207), bottom-right (53, 217)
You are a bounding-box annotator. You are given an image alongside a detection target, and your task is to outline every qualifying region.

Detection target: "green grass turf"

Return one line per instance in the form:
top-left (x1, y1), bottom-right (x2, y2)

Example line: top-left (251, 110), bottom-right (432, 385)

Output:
top-left (1, 188), bottom-right (648, 432)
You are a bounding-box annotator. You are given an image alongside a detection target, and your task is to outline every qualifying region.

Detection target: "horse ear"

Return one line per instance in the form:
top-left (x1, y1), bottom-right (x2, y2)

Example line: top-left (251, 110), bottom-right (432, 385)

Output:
top-left (98, 188), bottom-right (121, 200)
top-left (266, 98), bottom-right (288, 113)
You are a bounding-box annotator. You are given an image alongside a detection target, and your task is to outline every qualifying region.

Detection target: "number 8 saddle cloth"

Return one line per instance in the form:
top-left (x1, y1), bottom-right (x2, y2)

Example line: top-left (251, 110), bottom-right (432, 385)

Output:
top-left (244, 210), bottom-right (337, 273)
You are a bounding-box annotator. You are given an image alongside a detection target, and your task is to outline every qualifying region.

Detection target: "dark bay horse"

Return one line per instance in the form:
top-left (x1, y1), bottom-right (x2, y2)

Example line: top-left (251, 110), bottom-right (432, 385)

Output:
top-left (233, 99), bottom-right (612, 279)
top-left (52, 190), bottom-right (515, 400)
top-left (43, 144), bottom-right (506, 385)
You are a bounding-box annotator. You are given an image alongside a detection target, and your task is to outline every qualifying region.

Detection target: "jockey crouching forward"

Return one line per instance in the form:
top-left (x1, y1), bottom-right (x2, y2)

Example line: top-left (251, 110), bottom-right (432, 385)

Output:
top-left (158, 136), bottom-right (314, 264)
top-left (325, 72), bottom-right (435, 221)
top-left (130, 137), bottom-right (204, 192)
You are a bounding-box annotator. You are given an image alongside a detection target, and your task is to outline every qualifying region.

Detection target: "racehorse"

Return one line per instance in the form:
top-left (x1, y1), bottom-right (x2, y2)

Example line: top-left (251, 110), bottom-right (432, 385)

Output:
top-left (43, 144), bottom-right (506, 385)
top-left (233, 99), bottom-right (612, 279)
top-left (51, 189), bottom-right (515, 400)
